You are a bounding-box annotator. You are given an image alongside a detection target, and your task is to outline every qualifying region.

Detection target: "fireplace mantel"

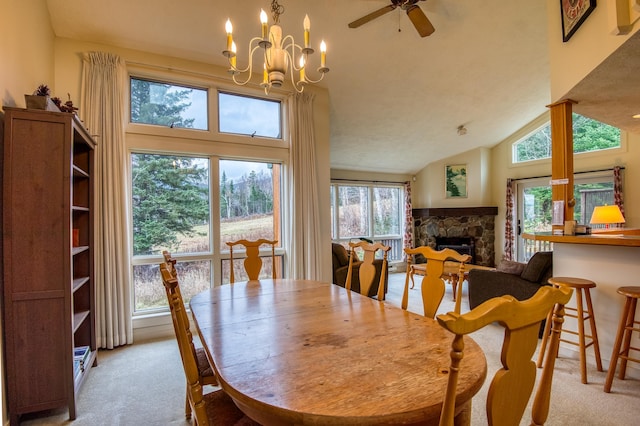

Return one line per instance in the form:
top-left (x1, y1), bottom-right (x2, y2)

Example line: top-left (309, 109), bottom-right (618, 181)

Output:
top-left (412, 207), bottom-right (498, 218)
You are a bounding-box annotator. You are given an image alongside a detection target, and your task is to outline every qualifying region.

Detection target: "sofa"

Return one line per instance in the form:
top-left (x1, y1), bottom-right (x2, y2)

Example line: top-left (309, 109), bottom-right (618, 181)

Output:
top-left (467, 251), bottom-right (553, 310)
top-left (331, 243), bottom-right (388, 298)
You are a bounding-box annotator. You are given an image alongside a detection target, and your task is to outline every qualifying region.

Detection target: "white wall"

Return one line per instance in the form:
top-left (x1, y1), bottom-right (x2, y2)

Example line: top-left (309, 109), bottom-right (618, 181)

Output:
top-left (412, 147), bottom-right (493, 208)
top-left (0, 0), bottom-right (55, 107)
top-left (547, 0), bottom-right (640, 101)
top-left (0, 1), bottom-right (56, 423)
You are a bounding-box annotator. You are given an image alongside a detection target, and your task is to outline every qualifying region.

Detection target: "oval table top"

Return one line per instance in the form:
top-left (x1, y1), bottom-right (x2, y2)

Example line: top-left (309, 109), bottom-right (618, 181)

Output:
top-left (189, 279), bottom-right (487, 425)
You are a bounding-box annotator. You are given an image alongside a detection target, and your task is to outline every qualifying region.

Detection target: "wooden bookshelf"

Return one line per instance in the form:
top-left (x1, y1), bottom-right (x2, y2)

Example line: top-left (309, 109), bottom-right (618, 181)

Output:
top-left (2, 107), bottom-right (97, 424)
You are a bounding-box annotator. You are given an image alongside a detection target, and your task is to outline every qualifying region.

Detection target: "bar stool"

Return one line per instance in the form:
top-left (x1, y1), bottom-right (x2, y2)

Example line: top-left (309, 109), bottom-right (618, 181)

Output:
top-left (604, 286), bottom-right (640, 393)
top-left (537, 277), bottom-right (603, 384)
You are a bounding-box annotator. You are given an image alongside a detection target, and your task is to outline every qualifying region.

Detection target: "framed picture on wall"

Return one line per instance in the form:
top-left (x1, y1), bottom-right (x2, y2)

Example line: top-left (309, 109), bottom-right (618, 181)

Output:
top-left (560, 0), bottom-right (596, 42)
top-left (445, 164), bottom-right (467, 198)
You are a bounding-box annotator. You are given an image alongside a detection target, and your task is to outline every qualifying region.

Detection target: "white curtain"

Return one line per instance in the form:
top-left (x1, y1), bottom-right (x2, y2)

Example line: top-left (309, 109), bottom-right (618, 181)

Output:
top-left (80, 52), bottom-right (132, 348)
top-left (287, 93), bottom-right (323, 280)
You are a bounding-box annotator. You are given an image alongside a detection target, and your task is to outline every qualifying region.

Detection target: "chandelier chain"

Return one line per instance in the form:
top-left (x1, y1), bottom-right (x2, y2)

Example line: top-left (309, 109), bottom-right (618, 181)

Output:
top-left (270, 0), bottom-right (285, 24)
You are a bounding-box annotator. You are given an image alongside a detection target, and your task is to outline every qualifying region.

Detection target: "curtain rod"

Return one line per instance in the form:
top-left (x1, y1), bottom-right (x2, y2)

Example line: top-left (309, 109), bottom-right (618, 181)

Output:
top-left (513, 166), bottom-right (625, 182)
top-left (331, 178), bottom-right (408, 185)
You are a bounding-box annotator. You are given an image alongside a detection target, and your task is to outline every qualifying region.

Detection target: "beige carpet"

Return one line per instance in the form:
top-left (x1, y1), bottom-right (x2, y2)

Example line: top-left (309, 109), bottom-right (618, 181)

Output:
top-left (21, 273), bottom-right (639, 425)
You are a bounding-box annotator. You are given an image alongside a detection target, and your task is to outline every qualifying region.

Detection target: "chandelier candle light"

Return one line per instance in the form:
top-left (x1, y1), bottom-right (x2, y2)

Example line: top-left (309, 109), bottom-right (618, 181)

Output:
top-left (223, 0), bottom-right (329, 94)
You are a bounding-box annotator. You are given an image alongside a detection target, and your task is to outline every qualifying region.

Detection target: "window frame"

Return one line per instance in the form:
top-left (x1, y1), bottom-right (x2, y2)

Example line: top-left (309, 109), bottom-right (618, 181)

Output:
top-left (130, 76), bottom-right (210, 131)
top-left (126, 66), bottom-right (288, 150)
top-left (509, 112), bottom-right (626, 167)
top-left (217, 90), bottom-right (283, 139)
top-left (330, 181), bottom-right (405, 262)
top-left (515, 170), bottom-right (617, 261)
top-left (125, 64), bottom-right (290, 320)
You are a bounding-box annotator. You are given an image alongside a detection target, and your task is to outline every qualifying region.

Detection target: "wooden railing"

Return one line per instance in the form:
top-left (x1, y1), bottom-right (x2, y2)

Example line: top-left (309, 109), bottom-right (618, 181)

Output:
top-left (522, 239), bottom-right (554, 262)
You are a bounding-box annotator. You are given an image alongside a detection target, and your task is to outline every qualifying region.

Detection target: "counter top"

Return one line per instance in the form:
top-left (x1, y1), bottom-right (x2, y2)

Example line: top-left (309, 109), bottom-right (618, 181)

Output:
top-left (523, 230), bottom-right (640, 247)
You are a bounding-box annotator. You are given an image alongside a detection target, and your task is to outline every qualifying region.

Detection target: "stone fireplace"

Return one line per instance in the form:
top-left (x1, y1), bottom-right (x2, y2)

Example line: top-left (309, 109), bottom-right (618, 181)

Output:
top-left (436, 236), bottom-right (476, 264)
top-left (412, 207), bottom-right (498, 267)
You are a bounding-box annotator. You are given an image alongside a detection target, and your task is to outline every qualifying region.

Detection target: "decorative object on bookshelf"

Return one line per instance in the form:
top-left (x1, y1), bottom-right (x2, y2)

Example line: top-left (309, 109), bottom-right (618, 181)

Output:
top-left (24, 83), bottom-right (60, 112)
top-left (52, 93), bottom-right (79, 114)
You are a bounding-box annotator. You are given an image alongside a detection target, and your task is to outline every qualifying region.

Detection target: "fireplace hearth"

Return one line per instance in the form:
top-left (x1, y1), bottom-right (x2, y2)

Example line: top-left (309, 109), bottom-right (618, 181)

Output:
top-left (436, 236), bottom-right (475, 264)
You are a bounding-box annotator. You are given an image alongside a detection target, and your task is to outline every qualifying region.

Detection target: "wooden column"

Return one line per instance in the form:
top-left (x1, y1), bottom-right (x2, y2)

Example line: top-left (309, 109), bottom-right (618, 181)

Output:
top-left (548, 99), bottom-right (576, 234)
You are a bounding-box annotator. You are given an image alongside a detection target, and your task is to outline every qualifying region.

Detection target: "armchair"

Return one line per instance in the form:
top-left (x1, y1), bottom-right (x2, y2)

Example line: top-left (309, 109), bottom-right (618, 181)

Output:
top-left (468, 251), bottom-right (553, 309)
top-left (331, 243), bottom-right (388, 298)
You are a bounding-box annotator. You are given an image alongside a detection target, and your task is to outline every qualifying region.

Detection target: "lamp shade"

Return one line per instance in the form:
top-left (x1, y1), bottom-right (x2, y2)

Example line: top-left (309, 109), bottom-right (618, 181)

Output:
top-left (589, 204), bottom-right (625, 225)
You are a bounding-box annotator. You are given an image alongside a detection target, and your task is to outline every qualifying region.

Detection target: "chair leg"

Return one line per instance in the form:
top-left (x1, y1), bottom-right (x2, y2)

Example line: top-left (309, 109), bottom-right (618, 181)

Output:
top-left (536, 307), bottom-right (554, 368)
top-left (618, 297), bottom-right (637, 380)
top-left (575, 289), bottom-right (589, 384)
top-left (604, 297), bottom-right (633, 392)
top-left (185, 383), bottom-right (192, 419)
top-left (409, 267), bottom-right (415, 289)
top-left (584, 288), bottom-right (603, 372)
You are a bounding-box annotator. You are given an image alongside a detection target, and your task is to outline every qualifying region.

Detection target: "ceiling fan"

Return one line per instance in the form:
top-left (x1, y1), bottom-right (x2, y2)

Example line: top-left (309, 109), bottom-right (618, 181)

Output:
top-left (348, 0), bottom-right (435, 37)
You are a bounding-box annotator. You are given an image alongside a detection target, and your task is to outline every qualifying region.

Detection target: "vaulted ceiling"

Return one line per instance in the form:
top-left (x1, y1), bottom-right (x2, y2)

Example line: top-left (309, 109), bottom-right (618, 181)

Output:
top-left (45, 0), bottom-right (638, 175)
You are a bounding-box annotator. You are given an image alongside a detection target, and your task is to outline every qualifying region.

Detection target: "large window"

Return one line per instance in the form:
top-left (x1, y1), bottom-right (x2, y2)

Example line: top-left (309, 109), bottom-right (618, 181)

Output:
top-left (131, 153), bottom-right (211, 312)
top-left (218, 92), bottom-right (281, 138)
top-left (219, 160), bottom-right (283, 282)
top-left (131, 155), bottom-right (283, 314)
top-left (128, 75), bottom-right (286, 316)
top-left (513, 113), bottom-right (620, 163)
top-left (330, 182), bottom-right (404, 261)
top-left (130, 77), bottom-right (208, 130)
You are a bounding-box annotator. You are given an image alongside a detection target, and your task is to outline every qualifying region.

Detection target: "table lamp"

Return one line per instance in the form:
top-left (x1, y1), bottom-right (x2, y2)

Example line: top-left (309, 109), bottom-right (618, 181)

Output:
top-left (589, 204), bottom-right (625, 229)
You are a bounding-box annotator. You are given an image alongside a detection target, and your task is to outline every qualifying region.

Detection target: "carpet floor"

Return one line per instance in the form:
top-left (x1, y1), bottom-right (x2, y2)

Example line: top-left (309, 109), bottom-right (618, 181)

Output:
top-left (21, 273), bottom-right (640, 425)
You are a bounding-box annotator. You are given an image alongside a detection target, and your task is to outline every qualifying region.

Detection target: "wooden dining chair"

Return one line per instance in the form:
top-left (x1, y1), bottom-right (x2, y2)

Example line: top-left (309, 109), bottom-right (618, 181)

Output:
top-left (403, 246), bottom-right (472, 318)
top-left (226, 239), bottom-right (278, 283)
top-left (160, 263), bottom-right (259, 426)
top-left (160, 253), bottom-right (218, 421)
top-left (436, 285), bottom-right (573, 426)
top-left (345, 241), bottom-right (391, 300)
top-left (163, 250), bottom-right (178, 278)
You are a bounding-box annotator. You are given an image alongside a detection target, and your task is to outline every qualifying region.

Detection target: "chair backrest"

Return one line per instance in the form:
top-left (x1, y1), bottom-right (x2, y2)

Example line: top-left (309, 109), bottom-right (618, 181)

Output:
top-left (159, 262), bottom-right (209, 425)
top-left (162, 250), bottom-right (177, 278)
top-left (436, 285), bottom-right (573, 426)
top-left (403, 246), bottom-right (472, 318)
top-left (345, 241), bottom-right (390, 300)
top-left (226, 239), bottom-right (278, 283)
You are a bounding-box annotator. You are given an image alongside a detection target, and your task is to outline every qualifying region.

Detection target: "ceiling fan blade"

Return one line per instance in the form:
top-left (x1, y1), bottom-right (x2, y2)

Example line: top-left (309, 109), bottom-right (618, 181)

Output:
top-left (406, 5), bottom-right (435, 37)
top-left (348, 5), bottom-right (397, 29)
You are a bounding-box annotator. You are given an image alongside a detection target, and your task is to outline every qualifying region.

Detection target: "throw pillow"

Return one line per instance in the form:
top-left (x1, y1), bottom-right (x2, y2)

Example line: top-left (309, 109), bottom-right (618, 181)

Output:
top-left (496, 260), bottom-right (526, 275)
top-left (520, 251), bottom-right (553, 283)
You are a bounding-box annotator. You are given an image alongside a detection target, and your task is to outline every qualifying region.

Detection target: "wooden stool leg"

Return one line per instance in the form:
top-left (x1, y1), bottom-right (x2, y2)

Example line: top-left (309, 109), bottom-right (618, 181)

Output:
top-left (536, 307), bottom-right (554, 368)
top-left (574, 289), bottom-right (589, 384)
top-left (604, 296), bottom-right (633, 392)
top-left (618, 297), bottom-right (637, 380)
top-left (584, 288), bottom-right (603, 372)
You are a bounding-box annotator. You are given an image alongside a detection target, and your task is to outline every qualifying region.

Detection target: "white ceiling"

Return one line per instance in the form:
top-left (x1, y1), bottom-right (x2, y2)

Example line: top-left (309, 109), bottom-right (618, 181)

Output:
top-left (45, 0), bottom-right (636, 175)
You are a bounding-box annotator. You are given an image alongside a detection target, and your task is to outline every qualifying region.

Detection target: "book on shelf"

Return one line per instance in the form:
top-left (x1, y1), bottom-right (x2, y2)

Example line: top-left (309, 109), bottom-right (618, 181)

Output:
top-left (74, 346), bottom-right (91, 370)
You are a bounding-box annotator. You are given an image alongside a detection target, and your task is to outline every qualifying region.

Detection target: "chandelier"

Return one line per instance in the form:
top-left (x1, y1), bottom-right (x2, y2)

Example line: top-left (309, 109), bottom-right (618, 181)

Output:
top-left (223, 0), bottom-right (329, 94)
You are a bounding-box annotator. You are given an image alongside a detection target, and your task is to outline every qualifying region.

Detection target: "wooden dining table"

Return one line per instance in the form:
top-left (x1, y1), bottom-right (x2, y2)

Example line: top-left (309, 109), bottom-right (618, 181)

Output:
top-left (189, 279), bottom-right (487, 425)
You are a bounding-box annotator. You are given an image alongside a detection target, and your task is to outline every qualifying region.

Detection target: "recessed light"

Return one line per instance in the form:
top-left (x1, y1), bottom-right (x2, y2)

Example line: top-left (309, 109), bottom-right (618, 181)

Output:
top-left (633, 114), bottom-right (640, 119)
